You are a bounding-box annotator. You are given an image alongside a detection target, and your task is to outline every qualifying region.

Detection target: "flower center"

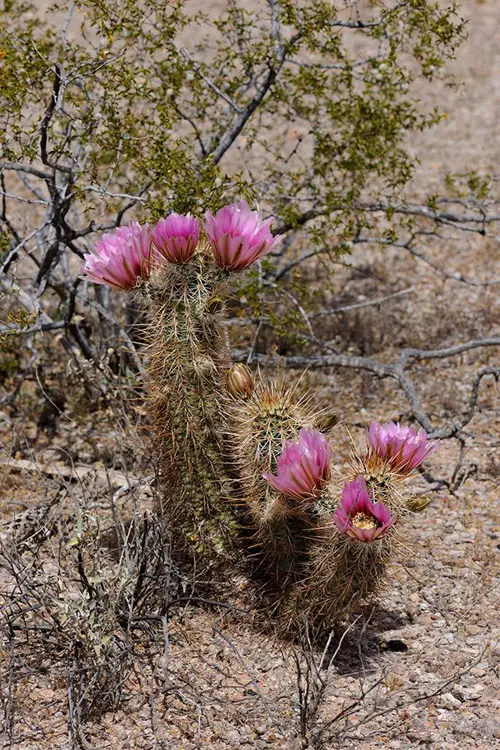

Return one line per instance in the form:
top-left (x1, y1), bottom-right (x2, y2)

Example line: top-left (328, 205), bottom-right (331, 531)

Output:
top-left (351, 512), bottom-right (379, 530)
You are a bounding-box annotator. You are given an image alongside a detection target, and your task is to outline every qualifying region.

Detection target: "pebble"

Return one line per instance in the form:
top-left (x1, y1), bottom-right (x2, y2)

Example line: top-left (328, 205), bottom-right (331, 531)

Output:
top-left (439, 692), bottom-right (462, 709)
top-left (465, 624), bottom-right (482, 636)
top-left (453, 684), bottom-right (484, 701)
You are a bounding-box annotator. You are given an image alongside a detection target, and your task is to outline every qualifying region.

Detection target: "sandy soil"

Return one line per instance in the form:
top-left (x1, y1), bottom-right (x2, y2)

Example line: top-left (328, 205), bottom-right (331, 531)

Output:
top-left (1, 1), bottom-right (499, 748)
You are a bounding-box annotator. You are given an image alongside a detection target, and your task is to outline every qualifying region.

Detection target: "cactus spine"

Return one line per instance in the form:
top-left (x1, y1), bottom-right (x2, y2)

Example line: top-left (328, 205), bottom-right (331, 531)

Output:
top-left (82, 202), bottom-right (438, 634)
top-left (230, 379), bottom-right (326, 587)
top-left (284, 519), bottom-right (393, 633)
top-left (146, 254), bottom-right (238, 569)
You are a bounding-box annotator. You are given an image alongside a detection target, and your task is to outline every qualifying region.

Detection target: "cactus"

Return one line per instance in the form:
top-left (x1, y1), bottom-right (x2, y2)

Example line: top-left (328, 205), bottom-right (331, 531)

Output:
top-left (358, 420), bottom-right (438, 516)
top-left (281, 475), bottom-right (397, 633)
top-left (81, 203), bottom-right (439, 632)
top-left (229, 378), bottom-right (323, 586)
top-left (145, 256), bottom-right (239, 569)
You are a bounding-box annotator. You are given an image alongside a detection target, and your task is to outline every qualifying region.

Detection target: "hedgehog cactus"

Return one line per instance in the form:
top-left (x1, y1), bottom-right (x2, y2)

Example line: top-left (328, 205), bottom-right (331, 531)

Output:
top-left (263, 428), bottom-right (332, 502)
top-left (82, 201), bottom-right (439, 632)
top-left (145, 257), bottom-right (239, 568)
top-left (229, 379), bottom-right (322, 585)
top-left (356, 420), bottom-right (439, 517)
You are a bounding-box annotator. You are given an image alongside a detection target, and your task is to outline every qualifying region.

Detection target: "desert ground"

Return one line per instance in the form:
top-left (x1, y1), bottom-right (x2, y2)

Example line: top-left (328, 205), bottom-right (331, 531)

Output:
top-left (1, 0), bottom-right (499, 748)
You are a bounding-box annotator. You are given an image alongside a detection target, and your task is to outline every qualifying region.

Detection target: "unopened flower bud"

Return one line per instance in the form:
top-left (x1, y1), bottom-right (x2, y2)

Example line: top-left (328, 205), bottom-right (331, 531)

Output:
top-left (407, 495), bottom-right (432, 513)
top-left (226, 363), bottom-right (254, 399)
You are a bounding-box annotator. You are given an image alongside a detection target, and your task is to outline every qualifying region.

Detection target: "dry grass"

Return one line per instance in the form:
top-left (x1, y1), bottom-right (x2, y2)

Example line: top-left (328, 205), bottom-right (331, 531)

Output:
top-left (1, 0), bottom-right (499, 748)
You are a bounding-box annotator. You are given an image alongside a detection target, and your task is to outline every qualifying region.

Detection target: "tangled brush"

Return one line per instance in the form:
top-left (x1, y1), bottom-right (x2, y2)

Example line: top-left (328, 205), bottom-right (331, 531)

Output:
top-left (82, 200), bottom-right (439, 631)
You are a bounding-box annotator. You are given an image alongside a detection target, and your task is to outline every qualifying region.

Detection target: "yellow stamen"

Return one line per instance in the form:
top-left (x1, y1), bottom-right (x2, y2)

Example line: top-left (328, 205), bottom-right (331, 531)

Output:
top-left (351, 512), bottom-right (378, 530)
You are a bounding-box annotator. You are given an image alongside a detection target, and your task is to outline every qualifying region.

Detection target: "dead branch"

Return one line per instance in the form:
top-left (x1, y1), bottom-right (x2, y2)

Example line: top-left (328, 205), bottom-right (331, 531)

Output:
top-left (231, 337), bottom-right (500, 440)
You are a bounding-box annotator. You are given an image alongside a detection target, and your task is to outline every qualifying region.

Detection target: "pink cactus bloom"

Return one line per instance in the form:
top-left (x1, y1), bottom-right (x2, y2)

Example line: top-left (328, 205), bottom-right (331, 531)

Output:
top-left (205, 200), bottom-right (279, 271)
top-left (263, 428), bottom-right (331, 501)
top-left (152, 213), bottom-right (200, 264)
top-left (81, 222), bottom-right (154, 291)
top-left (368, 421), bottom-right (438, 474)
top-left (334, 476), bottom-right (396, 543)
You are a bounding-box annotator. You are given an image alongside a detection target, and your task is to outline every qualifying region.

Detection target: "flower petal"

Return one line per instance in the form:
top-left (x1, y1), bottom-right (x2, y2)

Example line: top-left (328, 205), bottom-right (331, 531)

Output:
top-left (205, 201), bottom-right (278, 271)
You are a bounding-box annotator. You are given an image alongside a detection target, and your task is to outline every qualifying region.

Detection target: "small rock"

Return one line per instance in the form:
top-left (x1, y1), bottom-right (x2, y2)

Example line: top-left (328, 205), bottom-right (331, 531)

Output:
top-left (439, 692), bottom-right (462, 709)
top-left (453, 684), bottom-right (484, 701)
top-left (466, 624), bottom-right (482, 635)
top-left (265, 733), bottom-right (281, 742)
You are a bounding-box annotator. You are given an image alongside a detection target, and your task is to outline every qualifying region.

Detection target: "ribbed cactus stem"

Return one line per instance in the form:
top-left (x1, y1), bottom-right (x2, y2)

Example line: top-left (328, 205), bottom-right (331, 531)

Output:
top-left (146, 255), bottom-right (238, 568)
top-left (289, 532), bottom-right (392, 631)
top-left (229, 380), bottom-right (321, 585)
top-left (257, 498), bottom-right (319, 588)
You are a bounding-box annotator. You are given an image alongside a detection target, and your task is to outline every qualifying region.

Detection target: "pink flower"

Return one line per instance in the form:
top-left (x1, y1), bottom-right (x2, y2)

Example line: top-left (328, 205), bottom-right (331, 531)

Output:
top-left (367, 421), bottom-right (438, 474)
top-left (81, 222), bottom-right (154, 291)
top-left (334, 476), bottom-right (396, 543)
top-left (263, 428), bottom-right (331, 501)
top-left (205, 200), bottom-right (279, 271)
top-left (152, 213), bottom-right (200, 264)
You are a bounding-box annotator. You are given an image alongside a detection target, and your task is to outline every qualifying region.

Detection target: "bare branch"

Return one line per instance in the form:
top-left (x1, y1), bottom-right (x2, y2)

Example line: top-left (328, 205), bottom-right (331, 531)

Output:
top-left (360, 200), bottom-right (500, 229)
top-left (1, 162), bottom-right (53, 181)
top-left (429, 366), bottom-right (500, 439)
top-left (311, 287), bottom-right (416, 317)
top-left (268, 0), bottom-right (284, 60)
top-left (232, 335), bottom-right (500, 439)
top-left (397, 336), bottom-right (500, 366)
